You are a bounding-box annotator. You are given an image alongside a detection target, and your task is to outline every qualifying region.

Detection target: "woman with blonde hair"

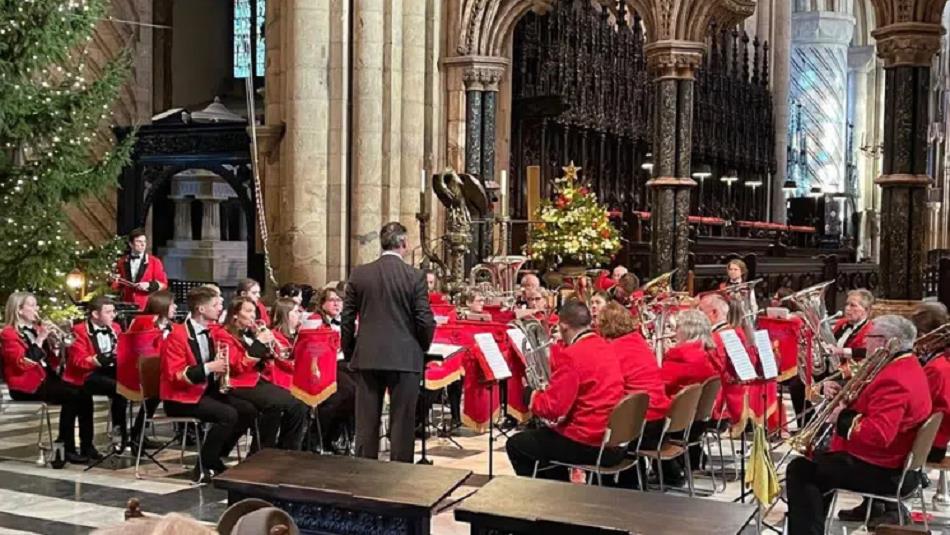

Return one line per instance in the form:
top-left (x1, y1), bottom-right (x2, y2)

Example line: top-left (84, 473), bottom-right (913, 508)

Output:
top-left (264, 298), bottom-right (301, 391)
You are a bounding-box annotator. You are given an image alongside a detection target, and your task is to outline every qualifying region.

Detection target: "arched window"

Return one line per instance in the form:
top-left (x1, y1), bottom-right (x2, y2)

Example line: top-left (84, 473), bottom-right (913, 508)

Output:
top-left (233, 0), bottom-right (265, 78)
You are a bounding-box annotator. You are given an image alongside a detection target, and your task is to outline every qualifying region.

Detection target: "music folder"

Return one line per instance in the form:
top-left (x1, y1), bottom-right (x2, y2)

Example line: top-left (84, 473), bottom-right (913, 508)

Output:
top-left (426, 342), bottom-right (464, 362)
top-left (473, 332), bottom-right (512, 382)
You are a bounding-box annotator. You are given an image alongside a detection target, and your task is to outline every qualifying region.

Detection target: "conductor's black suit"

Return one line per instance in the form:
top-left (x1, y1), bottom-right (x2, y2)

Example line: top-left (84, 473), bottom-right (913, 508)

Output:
top-left (341, 252), bottom-right (435, 462)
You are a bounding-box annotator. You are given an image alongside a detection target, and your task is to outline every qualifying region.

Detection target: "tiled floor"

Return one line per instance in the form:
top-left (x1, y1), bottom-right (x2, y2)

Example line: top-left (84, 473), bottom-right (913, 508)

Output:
top-left (1, 390), bottom-right (949, 534)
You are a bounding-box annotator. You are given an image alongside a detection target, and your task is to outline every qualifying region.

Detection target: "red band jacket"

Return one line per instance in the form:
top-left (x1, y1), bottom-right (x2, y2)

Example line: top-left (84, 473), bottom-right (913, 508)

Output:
top-left (0, 325), bottom-right (57, 394)
top-left (63, 320), bottom-right (122, 386)
top-left (662, 339), bottom-right (719, 398)
top-left (112, 254), bottom-right (168, 310)
top-left (611, 331), bottom-right (671, 421)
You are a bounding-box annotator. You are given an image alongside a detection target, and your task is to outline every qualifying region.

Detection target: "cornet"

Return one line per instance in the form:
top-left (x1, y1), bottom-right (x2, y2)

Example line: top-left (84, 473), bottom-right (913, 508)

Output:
top-left (36, 317), bottom-right (75, 347)
top-left (255, 321), bottom-right (290, 360)
top-left (215, 341), bottom-right (231, 393)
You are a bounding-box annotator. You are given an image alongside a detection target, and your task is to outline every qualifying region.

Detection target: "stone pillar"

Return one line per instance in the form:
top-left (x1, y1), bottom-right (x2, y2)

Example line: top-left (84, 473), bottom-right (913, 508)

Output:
top-left (873, 21), bottom-right (943, 300)
top-left (463, 73), bottom-right (483, 178)
top-left (645, 41), bottom-right (704, 290)
top-left (771, 0), bottom-right (792, 222)
top-left (790, 11), bottom-right (855, 193)
top-left (350, 0), bottom-right (385, 265)
top-left (173, 198), bottom-right (192, 240)
top-left (848, 45), bottom-right (875, 258)
top-left (399, 0), bottom-right (426, 247)
top-left (201, 199), bottom-right (221, 241)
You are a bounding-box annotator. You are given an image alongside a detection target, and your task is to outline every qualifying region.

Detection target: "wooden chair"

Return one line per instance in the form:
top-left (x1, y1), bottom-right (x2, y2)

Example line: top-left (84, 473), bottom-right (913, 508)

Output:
top-left (538, 393), bottom-right (650, 487)
top-left (824, 412), bottom-right (944, 533)
top-left (634, 383), bottom-right (703, 495)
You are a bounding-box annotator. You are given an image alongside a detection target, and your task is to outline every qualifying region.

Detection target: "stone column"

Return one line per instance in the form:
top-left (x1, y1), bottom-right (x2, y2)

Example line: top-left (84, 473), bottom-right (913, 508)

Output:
top-left (201, 199), bottom-right (221, 241)
top-left (350, 0), bottom-right (385, 265)
top-left (463, 71), bottom-right (484, 178)
top-left (873, 21), bottom-right (943, 300)
top-left (645, 41), bottom-right (704, 290)
top-left (790, 11), bottom-right (855, 193)
top-left (771, 0), bottom-right (792, 222)
top-left (399, 0), bottom-right (426, 247)
top-left (173, 198), bottom-right (192, 241)
top-left (848, 45), bottom-right (875, 258)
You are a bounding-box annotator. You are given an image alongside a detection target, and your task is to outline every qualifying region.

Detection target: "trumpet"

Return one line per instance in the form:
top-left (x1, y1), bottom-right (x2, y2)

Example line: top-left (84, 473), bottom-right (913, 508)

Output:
top-left (215, 341), bottom-right (231, 393)
top-left (36, 317), bottom-right (75, 347)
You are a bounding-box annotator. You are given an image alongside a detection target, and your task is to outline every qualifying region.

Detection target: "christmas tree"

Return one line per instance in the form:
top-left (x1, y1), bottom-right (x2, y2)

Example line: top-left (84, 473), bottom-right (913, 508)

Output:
top-left (0, 0), bottom-right (133, 316)
top-left (527, 162), bottom-right (621, 269)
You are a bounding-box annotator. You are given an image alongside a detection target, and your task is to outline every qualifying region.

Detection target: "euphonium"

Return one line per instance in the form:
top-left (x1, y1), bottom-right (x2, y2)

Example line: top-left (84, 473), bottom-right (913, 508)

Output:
top-left (788, 338), bottom-right (899, 457)
top-left (915, 323), bottom-right (950, 363)
top-left (510, 317), bottom-right (553, 391)
top-left (782, 281), bottom-right (839, 376)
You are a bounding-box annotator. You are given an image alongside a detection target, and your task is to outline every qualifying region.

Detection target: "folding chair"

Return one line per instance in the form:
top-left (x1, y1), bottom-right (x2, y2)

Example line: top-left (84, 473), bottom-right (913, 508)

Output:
top-left (686, 376), bottom-right (723, 493)
top-left (824, 412), bottom-right (944, 533)
top-left (635, 383), bottom-right (703, 495)
top-left (134, 357), bottom-right (205, 480)
top-left (0, 392), bottom-right (55, 466)
top-left (537, 392), bottom-right (650, 487)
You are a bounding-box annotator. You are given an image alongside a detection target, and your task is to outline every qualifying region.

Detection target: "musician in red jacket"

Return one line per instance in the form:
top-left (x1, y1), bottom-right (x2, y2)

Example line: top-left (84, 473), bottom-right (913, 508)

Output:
top-left (236, 278), bottom-right (270, 325)
top-left (111, 228), bottom-right (168, 310)
top-left (505, 300), bottom-right (625, 480)
top-left (265, 298), bottom-right (299, 391)
top-left (1, 292), bottom-right (95, 464)
top-left (661, 309), bottom-right (719, 398)
top-left (219, 296), bottom-right (308, 451)
top-left (828, 289), bottom-right (874, 363)
top-left (63, 296), bottom-right (126, 452)
top-left (160, 286), bottom-right (255, 481)
top-left (786, 315), bottom-right (932, 533)
top-left (912, 302), bottom-right (950, 461)
top-left (699, 292), bottom-right (748, 430)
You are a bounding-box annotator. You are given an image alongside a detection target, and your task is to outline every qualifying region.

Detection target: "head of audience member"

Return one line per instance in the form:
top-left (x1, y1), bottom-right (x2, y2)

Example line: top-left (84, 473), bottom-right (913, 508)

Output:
top-left (558, 300), bottom-right (593, 344)
top-left (128, 227), bottom-right (148, 257)
top-left (911, 302), bottom-right (949, 335)
top-left (844, 289), bottom-right (874, 325)
top-left (5, 291), bottom-right (39, 327)
top-left (524, 288), bottom-right (548, 313)
top-left (611, 265), bottom-right (629, 282)
top-left (144, 290), bottom-right (176, 323)
top-left (520, 273), bottom-right (541, 296)
top-left (590, 291), bottom-right (612, 322)
top-left (91, 513), bottom-right (216, 535)
top-left (380, 221), bottom-right (409, 257)
top-left (278, 283), bottom-right (303, 308)
top-left (187, 286), bottom-right (223, 325)
top-left (698, 293), bottom-right (730, 328)
top-left (463, 290), bottom-right (485, 313)
top-left (675, 309), bottom-right (716, 350)
top-left (867, 314), bottom-right (917, 355)
top-left (271, 297), bottom-right (302, 338)
top-left (726, 259), bottom-right (747, 284)
top-left (236, 278), bottom-right (262, 304)
top-left (225, 296), bottom-right (258, 336)
top-left (88, 296), bottom-right (116, 328)
top-left (770, 286), bottom-right (794, 308)
top-left (596, 302), bottom-right (636, 341)
top-left (426, 271), bottom-right (439, 293)
top-left (318, 287), bottom-right (344, 322)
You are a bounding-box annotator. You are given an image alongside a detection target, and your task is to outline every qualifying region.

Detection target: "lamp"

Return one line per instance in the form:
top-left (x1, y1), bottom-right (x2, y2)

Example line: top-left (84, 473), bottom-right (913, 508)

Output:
top-left (744, 179), bottom-right (763, 188)
top-left (66, 268), bottom-right (86, 301)
top-left (691, 163), bottom-right (712, 180)
top-left (641, 153), bottom-right (654, 172)
top-left (782, 180), bottom-right (797, 193)
top-left (720, 169), bottom-right (738, 185)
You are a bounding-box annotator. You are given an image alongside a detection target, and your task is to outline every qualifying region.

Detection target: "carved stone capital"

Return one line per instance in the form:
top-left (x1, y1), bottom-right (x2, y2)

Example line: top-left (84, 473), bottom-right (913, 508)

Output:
top-left (872, 22), bottom-right (943, 67)
top-left (874, 172), bottom-right (933, 186)
top-left (443, 55), bottom-right (509, 91)
top-left (791, 11), bottom-right (856, 47)
top-left (643, 40), bottom-right (706, 80)
top-left (250, 123), bottom-right (286, 163)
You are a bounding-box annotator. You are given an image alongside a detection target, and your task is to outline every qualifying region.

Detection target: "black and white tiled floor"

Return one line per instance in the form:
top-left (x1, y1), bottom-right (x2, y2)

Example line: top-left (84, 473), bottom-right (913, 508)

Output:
top-left (1, 388), bottom-right (950, 534)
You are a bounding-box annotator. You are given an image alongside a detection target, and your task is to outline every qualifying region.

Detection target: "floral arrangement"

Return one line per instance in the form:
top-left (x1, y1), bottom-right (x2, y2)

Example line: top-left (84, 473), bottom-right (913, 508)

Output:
top-left (526, 162), bottom-right (621, 268)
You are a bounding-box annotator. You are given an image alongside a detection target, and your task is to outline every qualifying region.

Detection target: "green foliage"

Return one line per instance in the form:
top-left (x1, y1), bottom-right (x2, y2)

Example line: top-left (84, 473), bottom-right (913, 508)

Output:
top-left (0, 0), bottom-right (134, 311)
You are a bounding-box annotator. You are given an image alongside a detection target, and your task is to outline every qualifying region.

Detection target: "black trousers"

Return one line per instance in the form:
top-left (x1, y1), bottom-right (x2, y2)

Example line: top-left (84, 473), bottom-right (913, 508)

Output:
top-left (164, 390), bottom-right (255, 470)
top-left (506, 426), bottom-right (624, 481)
top-left (83, 368), bottom-right (127, 435)
top-left (354, 369), bottom-right (420, 463)
top-left (229, 380), bottom-right (308, 450)
top-left (130, 398), bottom-right (161, 441)
top-left (786, 452), bottom-right (917, 535)
top-left (928, 446), bottom-right (947, 464)
top-left (316, 363), bottom-right (356, 450)
top-left (10, 374), bottom-right (93, 452)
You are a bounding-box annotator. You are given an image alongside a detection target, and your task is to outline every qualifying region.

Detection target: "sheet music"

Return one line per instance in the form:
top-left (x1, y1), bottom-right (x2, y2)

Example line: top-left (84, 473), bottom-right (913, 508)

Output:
top-left (719, 329), bottom-right (757, 381)
top-left (434, 315), bottom-right (450, 325)
top-left (753, 330), bottom-right (778, 379)
top-left (474, 332), bottom-right (512, 380)
top-left (427, 342), bottom-right (464, 360)
top-left (506, 328), bottom-right (527, 358)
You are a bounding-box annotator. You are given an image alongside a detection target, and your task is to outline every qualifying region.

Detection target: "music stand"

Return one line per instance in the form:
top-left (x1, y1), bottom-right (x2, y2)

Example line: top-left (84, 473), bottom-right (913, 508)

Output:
top-left (470, 333), bottom-right (512, 479)
top-left (418, 345), bottom-right (465, 465)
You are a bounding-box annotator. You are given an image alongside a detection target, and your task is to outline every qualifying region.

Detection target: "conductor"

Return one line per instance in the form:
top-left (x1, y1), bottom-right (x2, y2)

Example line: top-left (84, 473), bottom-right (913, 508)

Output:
top-left (342, 221), bottom-right (435, 462)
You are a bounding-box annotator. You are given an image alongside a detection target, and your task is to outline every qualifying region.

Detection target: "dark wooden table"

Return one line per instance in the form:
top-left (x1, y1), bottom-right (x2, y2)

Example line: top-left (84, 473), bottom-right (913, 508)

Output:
top-left (214, 449), bottom-right (471, 535)
top-left (454, 476), bottom-right (757, 535)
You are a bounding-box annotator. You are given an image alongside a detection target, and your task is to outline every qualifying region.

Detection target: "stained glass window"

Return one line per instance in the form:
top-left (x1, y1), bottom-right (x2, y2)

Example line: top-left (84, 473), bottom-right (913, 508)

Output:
top-left (233, 0), bottom-right (265, 78)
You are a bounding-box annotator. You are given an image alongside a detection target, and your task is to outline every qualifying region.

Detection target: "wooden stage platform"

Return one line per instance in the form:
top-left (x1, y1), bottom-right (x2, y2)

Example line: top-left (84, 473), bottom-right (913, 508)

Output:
top-left (214, 449), bottom-right (756, 535)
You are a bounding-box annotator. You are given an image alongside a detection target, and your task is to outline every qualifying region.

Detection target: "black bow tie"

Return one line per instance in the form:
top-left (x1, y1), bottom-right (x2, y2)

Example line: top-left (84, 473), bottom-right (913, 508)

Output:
top-left (196, 328), bottom-right (211, 339)
top-left (94, 327), bottom-right (111, 336)
top-left (19, 326), bottom-right (37, 336)
top-left (130, 254), bottom-right (141, 260)
top-left (330, 319), bottom-right (341, 326)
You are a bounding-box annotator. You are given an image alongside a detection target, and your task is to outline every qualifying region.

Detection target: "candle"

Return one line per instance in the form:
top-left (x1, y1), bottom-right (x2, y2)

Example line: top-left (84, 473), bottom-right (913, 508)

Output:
top-left (499, 169), bottom-right (508, 218)
top-left (420, 169), bottom-right (426, 193)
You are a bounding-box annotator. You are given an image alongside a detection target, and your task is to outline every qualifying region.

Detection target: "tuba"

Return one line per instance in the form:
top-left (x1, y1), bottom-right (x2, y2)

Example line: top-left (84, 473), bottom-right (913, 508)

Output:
top-left (788, 338), bottom-right (899, 457)
top-left (641, 269), bottom-right (675, 300)
top-left (782, 281), bottom-right (840, 376)
top-left (509, 317), bottom-right (553, 391)
top-left (915, 323), bottom-right (950, 364)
